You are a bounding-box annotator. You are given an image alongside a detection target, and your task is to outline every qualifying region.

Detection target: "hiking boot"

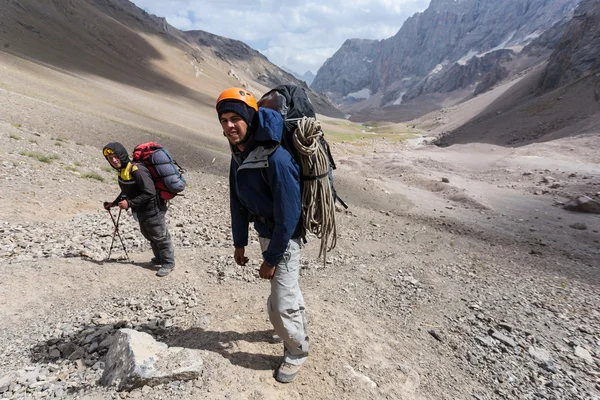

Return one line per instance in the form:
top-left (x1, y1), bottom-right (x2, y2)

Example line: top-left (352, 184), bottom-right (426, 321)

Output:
top-left (275, 362), bottom-right (302, 383)
top-left (151, 257), bottom-right (161, 265)
top-left (156, 265), bottom-right (174, 277)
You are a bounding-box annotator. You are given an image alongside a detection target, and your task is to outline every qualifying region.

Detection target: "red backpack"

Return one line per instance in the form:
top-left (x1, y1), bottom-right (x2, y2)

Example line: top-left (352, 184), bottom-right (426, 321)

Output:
top-left (131, 142), bottom-right (186, 200)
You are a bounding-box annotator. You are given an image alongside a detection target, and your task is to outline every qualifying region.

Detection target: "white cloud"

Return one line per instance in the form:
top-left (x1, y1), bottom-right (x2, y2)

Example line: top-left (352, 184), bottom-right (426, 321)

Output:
top-left (131, 0), bottom-right (430, 75)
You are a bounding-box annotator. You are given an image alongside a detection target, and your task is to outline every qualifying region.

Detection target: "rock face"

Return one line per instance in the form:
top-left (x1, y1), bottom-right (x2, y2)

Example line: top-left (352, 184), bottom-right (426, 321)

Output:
top-left (404, 49), bottom-right (514, 101)
top-left (312, 0), bottom-right (577, 110)
top-left (311, 39), bottom-right (380, 102)
top-left (539, 0), bottom-right (600, 93)
top-left (100, 329), bottom-right (203, 391)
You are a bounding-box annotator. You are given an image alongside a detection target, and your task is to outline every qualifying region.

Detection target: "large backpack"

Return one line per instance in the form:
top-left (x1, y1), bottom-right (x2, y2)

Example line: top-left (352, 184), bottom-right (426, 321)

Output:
top-left (258, 85), bottom-right (347, 260)
top-left (132, 142), bottom-right (186, 201)
top-left (258, 85), bottom-right (346, 208)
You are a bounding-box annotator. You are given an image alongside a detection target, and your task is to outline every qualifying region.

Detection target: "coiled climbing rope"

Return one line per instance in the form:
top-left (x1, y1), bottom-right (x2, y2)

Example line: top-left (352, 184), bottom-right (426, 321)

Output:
top-left (293, 117), bottom-right (337, 261)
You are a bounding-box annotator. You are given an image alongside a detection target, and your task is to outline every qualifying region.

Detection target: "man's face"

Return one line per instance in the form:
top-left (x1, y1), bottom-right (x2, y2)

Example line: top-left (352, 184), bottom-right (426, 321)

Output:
top-left (106, 153), bottom-right (122, 169)
top-left (220, 112), bottom-right (248, 147)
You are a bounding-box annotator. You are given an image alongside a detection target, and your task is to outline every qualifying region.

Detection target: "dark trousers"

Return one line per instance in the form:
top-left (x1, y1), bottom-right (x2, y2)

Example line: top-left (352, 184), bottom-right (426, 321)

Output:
top-left (139, 211), bottom-right (175, 268)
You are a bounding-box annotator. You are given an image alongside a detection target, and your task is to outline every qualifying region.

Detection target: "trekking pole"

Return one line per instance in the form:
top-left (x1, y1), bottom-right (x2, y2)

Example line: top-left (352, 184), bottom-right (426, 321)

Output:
top-left (106, 208), bottom-right (130, 261)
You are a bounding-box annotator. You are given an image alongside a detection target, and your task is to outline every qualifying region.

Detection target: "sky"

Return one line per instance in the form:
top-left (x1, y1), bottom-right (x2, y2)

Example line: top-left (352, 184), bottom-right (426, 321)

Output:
top-left (131, 0), bottom-right (431, 75)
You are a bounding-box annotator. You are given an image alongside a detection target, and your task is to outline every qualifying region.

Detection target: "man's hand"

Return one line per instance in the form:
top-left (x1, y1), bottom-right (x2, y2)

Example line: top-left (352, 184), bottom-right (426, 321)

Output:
top-left (259, 260), bottom-right (276, 280)
top-left (234, 247), bottom-right (248, 266)
top-left (118, 200), bottom-right (128, 209)
top-left (103, 201), bottom-right (114, 210)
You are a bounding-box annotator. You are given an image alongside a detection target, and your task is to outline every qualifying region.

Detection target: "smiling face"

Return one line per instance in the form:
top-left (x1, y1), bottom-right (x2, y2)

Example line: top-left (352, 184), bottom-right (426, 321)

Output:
top-left (220, 111), bottom-right (249, 149)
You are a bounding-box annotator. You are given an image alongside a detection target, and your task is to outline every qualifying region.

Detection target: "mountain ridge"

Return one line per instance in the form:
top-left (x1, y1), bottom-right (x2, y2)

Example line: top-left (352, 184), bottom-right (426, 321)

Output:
top-left (311, 0), bottom-right (578, 120)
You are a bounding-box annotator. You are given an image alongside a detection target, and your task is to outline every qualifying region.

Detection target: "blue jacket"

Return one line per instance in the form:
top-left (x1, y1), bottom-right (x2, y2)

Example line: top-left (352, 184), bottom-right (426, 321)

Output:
top-left (229, 108), bottom-right (302, 266)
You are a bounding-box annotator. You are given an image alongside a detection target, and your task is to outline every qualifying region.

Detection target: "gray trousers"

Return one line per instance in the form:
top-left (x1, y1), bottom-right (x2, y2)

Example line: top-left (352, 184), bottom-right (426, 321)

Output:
top-left (139, 211), bottom-right (175, 268)
top-left (259, 237), bottom-right (309, 365)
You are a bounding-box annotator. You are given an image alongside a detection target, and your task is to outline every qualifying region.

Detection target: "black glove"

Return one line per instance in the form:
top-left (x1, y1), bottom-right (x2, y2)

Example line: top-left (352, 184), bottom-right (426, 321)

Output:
top-left (103, 201), bottom-right (114, 210)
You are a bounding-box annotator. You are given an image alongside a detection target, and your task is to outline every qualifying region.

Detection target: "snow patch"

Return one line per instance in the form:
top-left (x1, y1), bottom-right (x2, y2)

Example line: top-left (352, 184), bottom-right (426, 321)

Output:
top-left (492, 30), bottom-right (516, 52)
top-left (522, 32), bottom-right (541, 42)
top-left (429, 63), bottom-right (444, 75)
top-left (457, 50), bottom-right (478, 66)
top-left (457, 31), bottom-right (520, 65)
top-left (393, 91), bottom-right (407, 105)
top-left (346, 88), bottom-right (371, 100)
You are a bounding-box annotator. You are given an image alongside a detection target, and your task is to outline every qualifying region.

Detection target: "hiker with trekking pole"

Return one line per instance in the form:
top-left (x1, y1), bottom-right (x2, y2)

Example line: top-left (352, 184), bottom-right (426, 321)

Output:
top-left (216, 88), bottom-right (311, 383)
top-left (102, 142), bottom-right (176, 277)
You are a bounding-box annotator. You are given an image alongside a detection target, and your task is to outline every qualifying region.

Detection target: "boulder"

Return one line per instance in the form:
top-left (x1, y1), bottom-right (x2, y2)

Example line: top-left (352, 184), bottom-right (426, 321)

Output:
top-left (564, 196), bottom-right (600, 214)
top-left (100, 329), bottom-right (203, 391)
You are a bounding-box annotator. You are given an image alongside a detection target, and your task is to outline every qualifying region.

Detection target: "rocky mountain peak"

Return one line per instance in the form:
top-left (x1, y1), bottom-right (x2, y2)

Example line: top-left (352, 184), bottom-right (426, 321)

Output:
top-left (312, 0), bottom-right (578, 119)
top-left (539, 0), bottom-right (600, 94)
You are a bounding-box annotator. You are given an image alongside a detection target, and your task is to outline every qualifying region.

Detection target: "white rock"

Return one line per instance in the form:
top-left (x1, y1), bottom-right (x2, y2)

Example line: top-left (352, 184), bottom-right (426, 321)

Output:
top-left (528, 346), bottom-right (552, 364)
top-left (574, 346), bottom-right (594, 364)
top-left (343, 364), bottom-right (377, 389)
top-left (100, 329), bottom-right (203, 391)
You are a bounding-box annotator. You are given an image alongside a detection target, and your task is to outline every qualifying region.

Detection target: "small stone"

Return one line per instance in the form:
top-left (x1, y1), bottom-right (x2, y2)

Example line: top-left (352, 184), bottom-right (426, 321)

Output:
top-left (68, 347), bottom-right (85, 361)
top-left (441, 177), bottom-right (450, 183)
top-left (0, 374), bottom-right (16, 394)
top-left (528, 346), bottom-right (552, 364)
top-left (489, 329), bottom-right (516, 347)
top-left (564, 196), bottom-right (600, 214)
top-left (540, 361), bottom-right (557, 373)
top-left (159, 319), bottom-right (173, 329)
top-left (541, 176), bottom-right (555, 183)
top-left (47, 364), bottom-right (60, 372)
top-left (475, 336), bottom-right (494, 347)
top-left (99, 335), bottom-right (117, 349)
top-left (569, 223), bottom-right (587, 230)
top-left (49, 349), bottom-right (61, 360)
top-left (574, 346), bottom-right (594, 364)
top-left (75, 360), bottom-right (85, 370)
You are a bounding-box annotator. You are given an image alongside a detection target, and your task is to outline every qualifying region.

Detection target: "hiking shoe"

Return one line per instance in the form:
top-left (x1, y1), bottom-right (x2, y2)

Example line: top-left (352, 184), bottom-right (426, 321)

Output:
top-left (156, 266), bottom-right (174, 277)
top-left (151, 257), bottom-right (161, 265)
top-left (275, 362), bottom-right (302, 383)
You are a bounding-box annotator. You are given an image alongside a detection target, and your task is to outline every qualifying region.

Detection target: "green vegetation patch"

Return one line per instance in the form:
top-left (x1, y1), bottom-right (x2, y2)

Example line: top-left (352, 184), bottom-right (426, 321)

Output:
top-left (81, 172), bottom-right (105, 182)
top-left (320, 118), bottom-right (419, 143)
top-left (65, 165), bottom-right (79, 172)
top-left (101, 166), bottom-right (114, 173)
top-left (19, 151), bottom-right (59, 163)
top-left (9, 134), bottom-right (21, 140)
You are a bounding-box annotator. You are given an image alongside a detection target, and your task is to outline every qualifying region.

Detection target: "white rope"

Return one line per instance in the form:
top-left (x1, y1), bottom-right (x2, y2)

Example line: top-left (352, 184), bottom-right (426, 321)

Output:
top-left (293, 116), bottom-right (337, 261)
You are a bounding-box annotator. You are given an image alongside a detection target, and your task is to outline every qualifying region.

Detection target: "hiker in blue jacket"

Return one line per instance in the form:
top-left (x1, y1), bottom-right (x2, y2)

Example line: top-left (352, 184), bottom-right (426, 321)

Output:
top-left (217, 87), bottom-right (309, 383)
